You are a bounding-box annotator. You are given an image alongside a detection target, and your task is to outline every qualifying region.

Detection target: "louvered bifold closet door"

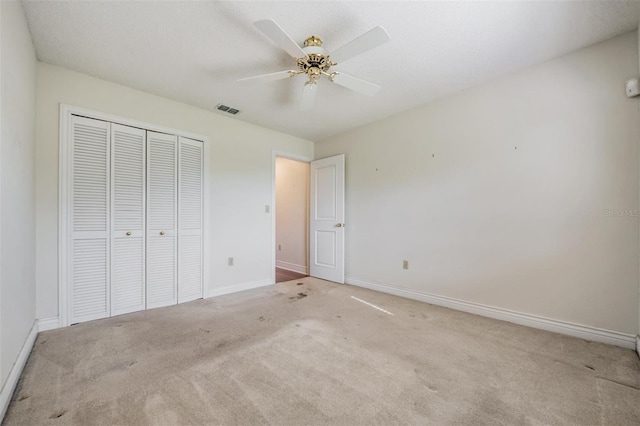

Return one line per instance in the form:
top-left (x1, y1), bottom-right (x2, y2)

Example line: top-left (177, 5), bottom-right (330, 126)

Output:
top-left (70, 116), bottom-right (110, 324)
top-left (110, 124), bottom-right (146, 316)
top-left (178, 137), bottom-right (204, 303)
top-left (146, 132), bottom-right (178, 308)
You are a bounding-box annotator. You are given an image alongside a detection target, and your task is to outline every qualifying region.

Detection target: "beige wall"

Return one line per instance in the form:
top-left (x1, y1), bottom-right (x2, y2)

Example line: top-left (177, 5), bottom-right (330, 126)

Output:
top-left (35, 63), bottom-right (314, 320)
top-left (275, 157), bottom-right (309, 272)
top-left (316, 31), bottom-right (640, 335)
top-left (0, 1), bottom-right (37, 388)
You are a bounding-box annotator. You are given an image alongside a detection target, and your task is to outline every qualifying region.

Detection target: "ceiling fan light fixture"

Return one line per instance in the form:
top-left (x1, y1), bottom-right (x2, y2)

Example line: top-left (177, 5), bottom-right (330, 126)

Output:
top-left (306, 66), bottom-right (322, 83)
top-left (241, 19), bottom-right (391, 110)
top-left (300, 80), bottom-right (317, 111)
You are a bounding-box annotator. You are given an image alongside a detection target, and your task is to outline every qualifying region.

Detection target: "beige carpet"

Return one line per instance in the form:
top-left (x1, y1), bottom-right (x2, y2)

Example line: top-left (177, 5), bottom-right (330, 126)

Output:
top-left (4, 277), bottom-right (640, 425)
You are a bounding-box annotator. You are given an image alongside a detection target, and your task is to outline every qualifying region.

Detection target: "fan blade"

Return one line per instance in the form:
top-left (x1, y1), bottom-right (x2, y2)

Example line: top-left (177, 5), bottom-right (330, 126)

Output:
top-left (331, 72), bottom-right (381, 97)
top-left (300, 83), bottom-right (317, 111)
top-left (254, 19), bottom-right (307, 58)
top-left (237, 70), bottom-right (296, 83)
top-left (330, 26), bottom-right (390, 64)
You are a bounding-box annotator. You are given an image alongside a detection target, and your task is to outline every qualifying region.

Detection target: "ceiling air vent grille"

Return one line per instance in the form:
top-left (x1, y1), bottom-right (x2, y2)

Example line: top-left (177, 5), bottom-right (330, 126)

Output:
top-left (216, 104), bottom-right (240, 115)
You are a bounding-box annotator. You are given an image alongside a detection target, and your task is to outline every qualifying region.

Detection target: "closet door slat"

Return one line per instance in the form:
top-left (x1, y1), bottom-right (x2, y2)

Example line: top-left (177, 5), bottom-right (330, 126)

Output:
top-left (70, 116), bottom-right (110, 324)
top-left (110, 124), bottom-right (146, 316)
top-left (146, 131), bottom-right (178, 308)
top-left (178, 137), bottom-right (204, 303)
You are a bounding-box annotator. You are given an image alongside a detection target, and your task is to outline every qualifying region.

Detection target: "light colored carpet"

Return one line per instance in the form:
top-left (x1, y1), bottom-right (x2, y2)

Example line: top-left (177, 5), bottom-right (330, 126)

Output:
top-left (4, 277), bottom-right (640, 425)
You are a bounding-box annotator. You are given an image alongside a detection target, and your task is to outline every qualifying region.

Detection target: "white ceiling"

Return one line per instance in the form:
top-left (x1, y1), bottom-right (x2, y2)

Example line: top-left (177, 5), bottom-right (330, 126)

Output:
top-left (22, 1), bottom-right (640, 141)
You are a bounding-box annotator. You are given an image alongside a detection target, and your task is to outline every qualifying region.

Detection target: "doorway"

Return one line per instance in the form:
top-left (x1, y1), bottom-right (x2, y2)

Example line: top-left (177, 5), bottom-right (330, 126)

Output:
top-left (274, 156), bottom-right (310, 283)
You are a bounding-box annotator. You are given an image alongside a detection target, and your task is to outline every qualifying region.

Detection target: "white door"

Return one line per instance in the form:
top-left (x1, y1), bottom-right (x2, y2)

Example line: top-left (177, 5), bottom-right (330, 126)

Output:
top-left (146, 131), bottom-right (178, 308)
top-left (310, 154), bottom-right (345, 283)
top-left (110, 124), bottom-right (146, 316)
top-left (178, 136), bottom-right (204, 303)
top-left (69, 116), bottom-right (111, 324)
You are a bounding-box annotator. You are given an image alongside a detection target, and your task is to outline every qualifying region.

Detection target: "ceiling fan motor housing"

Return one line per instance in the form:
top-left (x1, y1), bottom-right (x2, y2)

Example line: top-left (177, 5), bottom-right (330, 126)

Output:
top-left (241, 20), bottom-right (389, 109)
top-left (297, 41), bottom-right (335, 82)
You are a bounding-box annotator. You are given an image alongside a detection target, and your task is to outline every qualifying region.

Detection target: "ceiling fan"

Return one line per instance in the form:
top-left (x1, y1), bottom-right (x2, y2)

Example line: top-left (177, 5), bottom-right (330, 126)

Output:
top-left (238, 19), bottom-right (391, 111)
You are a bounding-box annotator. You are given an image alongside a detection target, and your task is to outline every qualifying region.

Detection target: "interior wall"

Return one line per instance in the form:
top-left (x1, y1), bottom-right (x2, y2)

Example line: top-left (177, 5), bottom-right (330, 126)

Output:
top-left (0, 0), bottom-right (37, 385)
top-left (35, 63), bottom-right (314, 320)
top-left (316, 31), bottom-right (640, 335)
top-left (275, 157), bottom-right (309, 273)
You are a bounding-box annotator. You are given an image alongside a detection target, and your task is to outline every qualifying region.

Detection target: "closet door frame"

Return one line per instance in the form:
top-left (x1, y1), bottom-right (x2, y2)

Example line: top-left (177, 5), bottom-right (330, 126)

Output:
top-left (59, 104), bottom-right (210, 327)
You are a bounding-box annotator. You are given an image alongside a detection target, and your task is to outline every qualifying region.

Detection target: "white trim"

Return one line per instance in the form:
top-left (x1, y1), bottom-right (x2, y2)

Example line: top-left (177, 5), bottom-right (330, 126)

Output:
top-left (271, 151), bottom-right (312, 285)
top-left (275, 261), bottom-right (308, 275)
top-left (60, 104), bottom-right (209, 142)
top-left (202, 135), bottom-right (211, 308)
top-left (208, 279), bottom-right (273, 299)
top-left (346, 277), bottom-right (637, 349)
top-left (59, 104), bottom-right (210, 327)
top-left (0, 321), bottom-right (37, 421)
top-left (58, 106), bottom-right (71, 328)
top-left (37, 317), bottom-right (60, 332)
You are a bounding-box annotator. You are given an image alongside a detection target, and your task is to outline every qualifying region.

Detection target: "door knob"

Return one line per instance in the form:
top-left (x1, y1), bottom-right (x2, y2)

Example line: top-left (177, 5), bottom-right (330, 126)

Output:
top-left (335, 223), bottom-right (343, 228)
top-left (159, 231), bottom-right (165, 236)
top-left (126, 232), bottom-right (132, 236)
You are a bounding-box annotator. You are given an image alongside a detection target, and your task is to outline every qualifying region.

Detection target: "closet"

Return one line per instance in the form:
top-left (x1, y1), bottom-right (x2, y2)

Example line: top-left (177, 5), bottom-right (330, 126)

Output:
top-left (67, 114), bottom-right (203, 324)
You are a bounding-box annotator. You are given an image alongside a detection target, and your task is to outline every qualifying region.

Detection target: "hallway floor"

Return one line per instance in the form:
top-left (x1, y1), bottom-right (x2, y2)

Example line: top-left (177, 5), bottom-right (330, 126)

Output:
top-left (275, 267), bottom-right (307, 283)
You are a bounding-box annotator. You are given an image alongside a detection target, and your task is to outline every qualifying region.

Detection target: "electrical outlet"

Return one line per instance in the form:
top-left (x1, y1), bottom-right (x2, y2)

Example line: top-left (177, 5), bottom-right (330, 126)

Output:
top-left (626, 77), bottom-right (639, 98)
top-left (278, 244), bottom-right (281, 251)
top-left (403, 260), bottom-right (409, 270)
top-left (265, 205), bottom-right (270, 213)
top-left (228, 257), bottom-right (234, 266)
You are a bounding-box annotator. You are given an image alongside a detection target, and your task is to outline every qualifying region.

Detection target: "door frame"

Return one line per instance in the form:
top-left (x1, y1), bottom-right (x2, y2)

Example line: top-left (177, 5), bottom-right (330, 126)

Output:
top-left (59, 104), bottom-right (210, 327)
top-left (271, 150), bottom-right (313, 284)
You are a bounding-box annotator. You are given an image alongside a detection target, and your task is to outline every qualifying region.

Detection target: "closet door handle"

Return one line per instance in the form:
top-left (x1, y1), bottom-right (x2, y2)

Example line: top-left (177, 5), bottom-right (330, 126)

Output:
top-left (126, 231), bottom-right (132, 236)
top-left (159, 231), bottom-right (165, 236)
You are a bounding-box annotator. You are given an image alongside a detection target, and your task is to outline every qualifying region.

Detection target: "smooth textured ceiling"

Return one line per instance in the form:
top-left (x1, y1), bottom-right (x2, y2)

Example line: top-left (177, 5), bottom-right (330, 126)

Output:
top-left (22, 1), bottom-right (640, 141)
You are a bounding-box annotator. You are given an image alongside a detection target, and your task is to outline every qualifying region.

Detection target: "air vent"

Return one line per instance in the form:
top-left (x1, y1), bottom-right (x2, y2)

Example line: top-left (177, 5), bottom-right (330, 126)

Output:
top-left (217, 104), bottom-right (240, 115)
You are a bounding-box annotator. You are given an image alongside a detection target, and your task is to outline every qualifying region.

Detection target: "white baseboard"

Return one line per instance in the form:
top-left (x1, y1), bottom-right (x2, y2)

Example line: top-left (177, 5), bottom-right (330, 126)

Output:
top-left (37, 317), bottom-right (60, 332)
top-left (275, 261), bottom-right (308, 275)
top-left (0, 320), bottom-right (38, 421)
top-left (346, 277), bottom-right (637, 350)
top-left (208, 278), bottom-right (273, 298)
